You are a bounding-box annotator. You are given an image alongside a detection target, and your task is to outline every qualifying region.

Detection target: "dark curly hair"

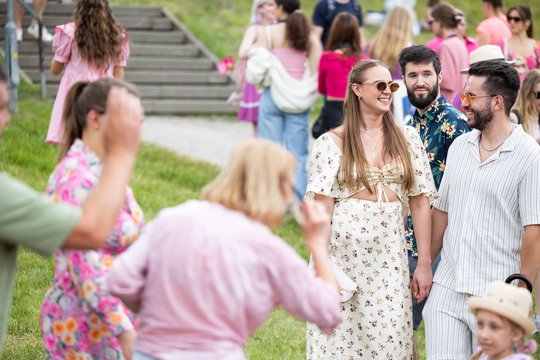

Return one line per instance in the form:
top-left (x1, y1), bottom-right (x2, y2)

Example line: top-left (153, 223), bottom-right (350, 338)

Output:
top-left (276, 0), bottom-right (310, 52)
top-left (74, 0), bottom-right (126, 70)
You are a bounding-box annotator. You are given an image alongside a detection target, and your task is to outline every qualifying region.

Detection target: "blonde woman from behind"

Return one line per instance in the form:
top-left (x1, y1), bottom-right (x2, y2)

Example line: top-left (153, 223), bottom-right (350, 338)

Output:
top-left (108, 139), bottom-right (341, 360)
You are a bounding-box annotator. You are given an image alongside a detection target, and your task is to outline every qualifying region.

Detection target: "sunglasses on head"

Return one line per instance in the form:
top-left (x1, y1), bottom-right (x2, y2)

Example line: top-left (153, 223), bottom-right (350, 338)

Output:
top-left (361, 81), bottom-right (400, 93)
top-left (507, 16), bottom-right (522, 23)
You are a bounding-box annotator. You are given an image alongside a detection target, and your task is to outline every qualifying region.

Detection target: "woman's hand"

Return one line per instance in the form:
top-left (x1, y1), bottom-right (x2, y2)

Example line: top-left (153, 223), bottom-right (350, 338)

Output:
top-left (412, 262), bottom-right (432, 303)
top-left (118, 329), bottom-right (136, 360)
top-left (297, 199), bottom-right (331, 253)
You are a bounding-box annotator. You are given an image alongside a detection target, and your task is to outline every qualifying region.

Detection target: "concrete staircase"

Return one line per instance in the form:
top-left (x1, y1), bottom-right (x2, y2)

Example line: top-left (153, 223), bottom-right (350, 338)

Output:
top-left (0, 1), bottom-right (237, 115)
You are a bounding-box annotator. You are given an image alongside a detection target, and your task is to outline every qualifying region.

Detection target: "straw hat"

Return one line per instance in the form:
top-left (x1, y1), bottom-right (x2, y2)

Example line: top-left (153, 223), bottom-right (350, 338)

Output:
top-left (460, 45), bottom-right (516, 73)
top-left (469, 281), bottom-right (535, 335)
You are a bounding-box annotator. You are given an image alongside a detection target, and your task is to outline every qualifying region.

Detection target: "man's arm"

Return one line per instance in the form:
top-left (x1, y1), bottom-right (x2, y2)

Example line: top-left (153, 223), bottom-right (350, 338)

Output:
top-left (520, 225), bottom-right (540, 285)
top-left (431, 208), bottom-right (448, 262)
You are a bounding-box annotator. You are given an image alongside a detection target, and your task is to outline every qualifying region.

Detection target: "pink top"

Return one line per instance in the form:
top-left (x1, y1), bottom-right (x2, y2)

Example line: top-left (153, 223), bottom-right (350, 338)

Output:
top-left (438, 35), bottom-right (469, 102)
top-left (318, 52), bottom-right (366, 98)
top-left (476, 15), bottom-right (511, 45)
top-left (107, 200), bottom-right (341, 359)
top-left (46, 22), bottom-right (130, 144)
top-left (497, 39), bottom-right (540, 81)
top-left (273, 48), bottom-right (307, 80)
top-left (426, 36), bottom-right (478, 55)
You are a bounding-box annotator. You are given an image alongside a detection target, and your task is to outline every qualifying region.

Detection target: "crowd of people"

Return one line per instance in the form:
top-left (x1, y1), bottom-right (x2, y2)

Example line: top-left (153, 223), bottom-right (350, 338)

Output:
top-left (1, 0), bottom-right (540, 359)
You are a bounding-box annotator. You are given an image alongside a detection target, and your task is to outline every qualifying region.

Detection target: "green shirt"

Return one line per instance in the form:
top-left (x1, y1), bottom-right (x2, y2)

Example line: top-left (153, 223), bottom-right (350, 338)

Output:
top-left (0, 173), bottom-right (80, 354)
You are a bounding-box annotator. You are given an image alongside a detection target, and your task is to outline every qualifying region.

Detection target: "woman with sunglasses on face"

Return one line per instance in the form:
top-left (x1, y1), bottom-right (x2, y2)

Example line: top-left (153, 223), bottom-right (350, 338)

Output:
top-left (497, 6), bottom-right (540, 81)
top-left (306, 59), bottom-right (437, 359)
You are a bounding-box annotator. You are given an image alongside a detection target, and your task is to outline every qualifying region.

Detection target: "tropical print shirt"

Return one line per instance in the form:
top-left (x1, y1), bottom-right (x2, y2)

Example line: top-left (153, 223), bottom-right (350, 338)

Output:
top-left (406, 96), bottom-right (470, 257)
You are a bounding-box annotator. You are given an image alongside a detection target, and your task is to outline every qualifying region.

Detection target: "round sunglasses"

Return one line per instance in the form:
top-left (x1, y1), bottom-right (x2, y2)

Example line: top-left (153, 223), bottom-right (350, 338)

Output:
top-left (360, 81), bottom-right (400, 93)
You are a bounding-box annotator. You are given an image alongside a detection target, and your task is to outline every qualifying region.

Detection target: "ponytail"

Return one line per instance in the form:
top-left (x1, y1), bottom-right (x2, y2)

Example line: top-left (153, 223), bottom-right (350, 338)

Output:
top-left (431, 3), bottom-right (461, 29)
top-left (276, 0), bottom-right (310, 52)
top-left (59, 78), bottom-right (139, 160)
top-left (61, 82), bottom-right (89, 159)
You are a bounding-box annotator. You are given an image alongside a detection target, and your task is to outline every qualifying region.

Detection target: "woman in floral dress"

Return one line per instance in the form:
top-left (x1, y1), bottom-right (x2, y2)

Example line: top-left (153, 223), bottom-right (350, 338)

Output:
top-left (40, 78), bottom-right (144, 359)
top-left (306, 60), bottom-right (437, 359)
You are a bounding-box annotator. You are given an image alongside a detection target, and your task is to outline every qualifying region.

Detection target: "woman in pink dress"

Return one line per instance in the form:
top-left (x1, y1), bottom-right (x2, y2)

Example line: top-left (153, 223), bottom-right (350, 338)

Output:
top-left (40, 78), bottom-right (144, 359)
top-left (46, 0), bottom-right (129, 144)
top-left (228, 0), bottom-right (276, 136)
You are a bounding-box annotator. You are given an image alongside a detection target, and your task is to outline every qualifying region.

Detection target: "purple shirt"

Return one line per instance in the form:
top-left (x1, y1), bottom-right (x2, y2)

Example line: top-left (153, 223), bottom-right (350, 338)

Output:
top-left (107, 200), bottom-right (341, 359)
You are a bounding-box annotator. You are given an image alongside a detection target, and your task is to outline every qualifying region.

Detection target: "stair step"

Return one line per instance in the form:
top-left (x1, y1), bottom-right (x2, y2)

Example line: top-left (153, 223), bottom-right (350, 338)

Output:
top-left (47, 85), bottom-right (236, 99)
top-left (142, 99), bottom-right (237, 115)
top-left (18, 43), bottom-right (201, 57)
top-left (0, 30), bottom-right (187, 44)
top-left (19, 56), bottom-right (214, 70)
top-left (0, 4), bottom-right (164, 17)
top-left (0, 15), bottom-right (173, 30)
top-left (26, 70), bottom-right (231, 85)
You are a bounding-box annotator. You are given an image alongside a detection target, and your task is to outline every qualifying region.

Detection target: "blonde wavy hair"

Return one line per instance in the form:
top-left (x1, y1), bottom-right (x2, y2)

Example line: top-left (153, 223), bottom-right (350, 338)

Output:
top-left (341, 60), bottom-right (414, 193)
top-left (512, 69), bottom-right (540, 135)
top-left (202, 139), bottom-right (296, 226)
top-left (368, 7), bottom-right (415, 72)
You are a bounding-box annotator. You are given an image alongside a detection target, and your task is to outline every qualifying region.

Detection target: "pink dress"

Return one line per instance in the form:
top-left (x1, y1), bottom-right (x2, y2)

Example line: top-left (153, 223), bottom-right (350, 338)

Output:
top-left (497, 39), bottom-right (540, 81)
top-left (107, 200), bottom-right (341, 360)
top-left (46, 23), bottom-right (129, 144)
top-left (40, 139), bottom-right (144, 359)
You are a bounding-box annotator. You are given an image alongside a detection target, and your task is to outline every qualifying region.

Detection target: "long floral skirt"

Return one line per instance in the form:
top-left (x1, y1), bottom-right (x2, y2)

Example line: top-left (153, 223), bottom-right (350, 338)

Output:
top-left (307, 198), bottom-right (413, 359)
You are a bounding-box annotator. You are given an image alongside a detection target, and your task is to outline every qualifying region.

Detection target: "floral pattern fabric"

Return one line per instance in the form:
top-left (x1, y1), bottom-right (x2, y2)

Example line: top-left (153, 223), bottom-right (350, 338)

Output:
top-left (40, 139), bottom-right (144, 359)
top-left (405, 96), bottom-right (470, 256)
top-left (305, 127), bottom-right (436, 359)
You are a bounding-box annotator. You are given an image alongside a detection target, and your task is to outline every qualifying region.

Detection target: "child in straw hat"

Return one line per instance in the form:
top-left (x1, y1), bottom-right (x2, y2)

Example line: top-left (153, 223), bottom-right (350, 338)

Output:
top-left (469, 281), bottom-right (537, 360)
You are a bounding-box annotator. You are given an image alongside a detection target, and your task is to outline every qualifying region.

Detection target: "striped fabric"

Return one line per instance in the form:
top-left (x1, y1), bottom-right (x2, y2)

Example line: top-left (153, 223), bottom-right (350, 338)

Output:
top-left (433, 125), bottom-right (540, 297)
top-left (423, 282), bottom-right (476, 359)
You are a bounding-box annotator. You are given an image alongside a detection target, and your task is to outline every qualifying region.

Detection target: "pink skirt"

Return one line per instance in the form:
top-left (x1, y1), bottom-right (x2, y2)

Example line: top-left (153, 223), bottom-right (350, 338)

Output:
top-left (237, 83), bottom-right (260, 123)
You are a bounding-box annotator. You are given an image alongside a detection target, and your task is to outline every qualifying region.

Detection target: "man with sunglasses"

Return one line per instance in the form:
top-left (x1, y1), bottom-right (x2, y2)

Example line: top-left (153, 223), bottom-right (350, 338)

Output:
top-left (423, 60), bottom-right (540, 358)
top-left (398, 45), bottom-right (470, 359)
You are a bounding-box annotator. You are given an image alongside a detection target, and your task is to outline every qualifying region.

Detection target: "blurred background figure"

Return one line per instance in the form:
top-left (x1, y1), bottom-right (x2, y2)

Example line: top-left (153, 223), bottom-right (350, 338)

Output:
top-left (430, 3), bottom-right (468, 102)
top-left (46, 0), bottom-right (129, 144)
top-left (313, 12), bottom-right (366, 139)
top-left (498, 5), bottom-right (539, 81)
top-left (227, 0), bottom-right (276, 136)
top-left (107, 139), bottom-right (341, 360)
top-left (476, 0), bottom-right (511, 46)
top-left (312, 0), bottom-right (365, 48)
top-left (510, 69), bottom-right (540, 143)
top-left (14, 0), bottom-right (53, 42)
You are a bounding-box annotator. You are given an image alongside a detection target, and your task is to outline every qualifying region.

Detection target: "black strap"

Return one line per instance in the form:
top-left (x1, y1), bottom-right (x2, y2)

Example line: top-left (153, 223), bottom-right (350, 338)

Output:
top-left (505, 273), bottom-right (533, 293)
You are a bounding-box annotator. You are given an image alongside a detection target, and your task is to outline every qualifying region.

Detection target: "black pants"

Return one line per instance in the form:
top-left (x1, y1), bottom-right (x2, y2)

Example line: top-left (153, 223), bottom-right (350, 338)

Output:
top-left (312, 100), bottom-right (344, 139)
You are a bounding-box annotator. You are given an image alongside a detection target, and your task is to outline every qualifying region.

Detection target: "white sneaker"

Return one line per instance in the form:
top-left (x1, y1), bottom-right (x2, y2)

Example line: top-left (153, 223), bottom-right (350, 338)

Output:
top-left (26, 24), bottom-right (53, 43)
top-left (16, 28), bottom-right (22, 42)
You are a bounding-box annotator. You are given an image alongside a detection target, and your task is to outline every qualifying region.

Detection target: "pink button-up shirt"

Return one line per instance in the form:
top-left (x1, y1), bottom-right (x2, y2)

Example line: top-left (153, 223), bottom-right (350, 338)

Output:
top-left (107, 201), bottom-right (341, 359)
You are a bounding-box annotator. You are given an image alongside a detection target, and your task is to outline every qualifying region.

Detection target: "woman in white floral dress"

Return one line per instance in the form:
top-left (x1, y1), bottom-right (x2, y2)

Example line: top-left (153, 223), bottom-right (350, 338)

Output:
top-left (306, 59), bottom-right (437, 359)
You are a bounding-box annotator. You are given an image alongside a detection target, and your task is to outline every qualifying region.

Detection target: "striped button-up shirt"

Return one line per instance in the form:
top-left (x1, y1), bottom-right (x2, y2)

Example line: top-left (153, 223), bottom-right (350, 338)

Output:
top-left (433, 125), bottom-right (540, 296)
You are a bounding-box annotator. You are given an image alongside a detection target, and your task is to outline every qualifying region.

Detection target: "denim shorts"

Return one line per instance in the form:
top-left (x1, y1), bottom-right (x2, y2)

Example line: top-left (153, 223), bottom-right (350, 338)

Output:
top-left (408, 252), bottom-right (441, 330)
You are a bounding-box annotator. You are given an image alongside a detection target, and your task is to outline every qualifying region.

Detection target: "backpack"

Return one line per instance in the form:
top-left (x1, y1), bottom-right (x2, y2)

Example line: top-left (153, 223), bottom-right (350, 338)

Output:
top-left (325, 0), bottom-right (362, 21)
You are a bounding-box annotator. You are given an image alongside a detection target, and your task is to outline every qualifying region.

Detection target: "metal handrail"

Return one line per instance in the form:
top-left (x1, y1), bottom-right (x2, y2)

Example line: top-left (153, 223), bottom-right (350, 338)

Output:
top-left (4, 0), bottom-right (47, 112)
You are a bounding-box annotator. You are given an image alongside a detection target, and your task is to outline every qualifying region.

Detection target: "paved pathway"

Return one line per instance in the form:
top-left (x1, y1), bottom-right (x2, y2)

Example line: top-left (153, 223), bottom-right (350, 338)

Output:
top-left (141, 116), bottom-right (254, 167)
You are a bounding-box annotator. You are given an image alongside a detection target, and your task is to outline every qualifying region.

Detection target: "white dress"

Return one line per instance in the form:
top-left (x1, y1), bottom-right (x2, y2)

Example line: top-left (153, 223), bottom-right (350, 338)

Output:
top-left (306, 126), bottom-right (437, 359)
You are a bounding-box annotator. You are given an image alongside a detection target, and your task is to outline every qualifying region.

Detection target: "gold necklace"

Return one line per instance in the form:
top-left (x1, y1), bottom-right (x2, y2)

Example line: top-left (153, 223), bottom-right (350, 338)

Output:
top-left (359, 125), bottom-right (384, 136)
top-left (479, 130), bottom-right (512, 152)
top-left (361, 131), bottom-right (383, 160)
